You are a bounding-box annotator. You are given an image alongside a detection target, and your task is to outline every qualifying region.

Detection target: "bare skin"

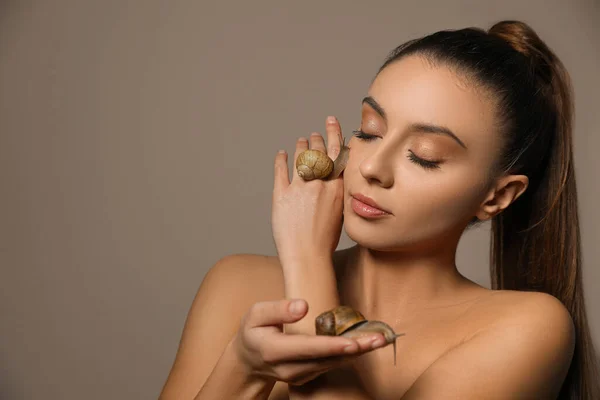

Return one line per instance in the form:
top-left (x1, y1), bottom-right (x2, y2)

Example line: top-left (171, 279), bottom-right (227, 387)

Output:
top-left (307, 246), bottom-right (496, 399)
top-left (273, 247), bottom-right (498, 399)
top-left (159, 55), bottom-right (575, 399)
top-left (161, 249), bottom-right (566, 400)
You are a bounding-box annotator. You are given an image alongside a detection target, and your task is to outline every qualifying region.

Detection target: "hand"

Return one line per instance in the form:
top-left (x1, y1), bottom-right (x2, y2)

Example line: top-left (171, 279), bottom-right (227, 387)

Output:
top-left (272, 116), bottom-right (346, 264)
top-left (233, 298), bottom-right (387, 386)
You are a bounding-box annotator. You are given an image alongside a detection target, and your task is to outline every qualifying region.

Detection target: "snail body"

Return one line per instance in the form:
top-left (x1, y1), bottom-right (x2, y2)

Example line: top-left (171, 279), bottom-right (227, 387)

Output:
top-left (315, 305), bottom-right (406, 366)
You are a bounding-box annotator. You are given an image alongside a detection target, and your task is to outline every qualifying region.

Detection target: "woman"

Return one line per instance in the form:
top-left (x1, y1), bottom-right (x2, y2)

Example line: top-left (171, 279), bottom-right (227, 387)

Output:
top-left (160, 20), bottom-right (600, 399)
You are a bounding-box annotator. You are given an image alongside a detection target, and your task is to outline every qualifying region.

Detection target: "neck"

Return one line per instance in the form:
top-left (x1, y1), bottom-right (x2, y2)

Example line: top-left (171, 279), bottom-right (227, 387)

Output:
top-left (338, 240), bottom-right (480, 324)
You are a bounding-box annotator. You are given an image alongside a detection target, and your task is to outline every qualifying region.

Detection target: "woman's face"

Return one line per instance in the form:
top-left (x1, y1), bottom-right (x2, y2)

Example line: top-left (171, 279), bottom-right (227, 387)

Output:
top-left (343, 55), bottom-right (501, 251)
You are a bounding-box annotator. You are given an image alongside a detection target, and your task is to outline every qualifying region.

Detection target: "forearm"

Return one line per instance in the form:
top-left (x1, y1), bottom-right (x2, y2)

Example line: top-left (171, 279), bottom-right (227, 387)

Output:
top-left (281, 254), bottom-right (340, 336)
top-left (194, 340), bottom-right (275, 400)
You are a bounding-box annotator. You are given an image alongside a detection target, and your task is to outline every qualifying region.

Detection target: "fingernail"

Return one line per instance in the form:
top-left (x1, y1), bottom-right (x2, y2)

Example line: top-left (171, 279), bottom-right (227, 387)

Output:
top-left (327, 116), bottom-right (337, 124)
top-left (357, 336), bottom-right (376, 346)
top-left (289, 300), bottom-right (305, 316)
top-left (371, 337), bottom-right (386, 348)
top-left (278, 149), bottom-right (286, 154)
top-left (343, 343), bottom-right (357, 353)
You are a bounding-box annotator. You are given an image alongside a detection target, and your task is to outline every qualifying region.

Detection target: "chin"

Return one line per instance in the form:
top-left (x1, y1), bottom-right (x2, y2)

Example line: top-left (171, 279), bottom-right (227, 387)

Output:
top-left (343, 208), bottom-right (459, 253)
top-left (343, 211), bottom-right (413, 251)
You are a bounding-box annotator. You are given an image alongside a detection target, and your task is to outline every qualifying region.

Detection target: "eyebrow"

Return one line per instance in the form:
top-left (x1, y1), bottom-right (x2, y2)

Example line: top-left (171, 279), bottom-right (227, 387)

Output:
top-left (362, 96), bottom-right (468, 149)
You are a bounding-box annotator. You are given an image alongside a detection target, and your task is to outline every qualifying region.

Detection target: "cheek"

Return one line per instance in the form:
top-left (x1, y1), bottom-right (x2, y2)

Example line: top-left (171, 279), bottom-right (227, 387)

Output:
top-left (385, 165), bottom-right (489, 234)
top-left (400, 170), bottom-right (488, 225)
top-left (342, 141), bottom-right (488, 221)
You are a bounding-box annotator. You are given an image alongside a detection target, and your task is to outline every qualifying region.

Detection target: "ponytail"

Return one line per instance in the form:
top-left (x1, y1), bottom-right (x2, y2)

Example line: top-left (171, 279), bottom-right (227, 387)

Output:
top-left (378, 20), bottom-right (600, 398)
top-left (488, 20), bottom-right (600, 399)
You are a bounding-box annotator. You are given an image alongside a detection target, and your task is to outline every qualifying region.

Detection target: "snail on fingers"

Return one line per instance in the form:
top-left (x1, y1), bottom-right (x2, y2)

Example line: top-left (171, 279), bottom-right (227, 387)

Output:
top-left (295, 136), bottom-right (350, 181)
top-left (315, 305), bottom-right (406, 366)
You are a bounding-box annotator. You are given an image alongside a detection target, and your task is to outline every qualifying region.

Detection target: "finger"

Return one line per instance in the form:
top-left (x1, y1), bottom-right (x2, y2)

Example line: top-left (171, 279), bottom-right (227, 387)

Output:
top-left (309, 131), bottom-right (326, 153)
top-left (292, 137), bottom-right (309, 183)
top-left (293, 137), bottom-right (309, 164)
top-left (273, 149), bottom-right (289, 196)
top-left (246, 299), bottom-right (308, 328)
top-left (263, 331), bottom-right (385, 363)
top-left (325, 116), bottom-right (343, 161)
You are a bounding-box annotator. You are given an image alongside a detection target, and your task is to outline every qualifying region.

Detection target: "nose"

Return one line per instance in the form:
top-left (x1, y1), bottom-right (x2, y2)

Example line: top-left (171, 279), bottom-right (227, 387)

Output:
top-left (358, 143), bottom-right (395, 188)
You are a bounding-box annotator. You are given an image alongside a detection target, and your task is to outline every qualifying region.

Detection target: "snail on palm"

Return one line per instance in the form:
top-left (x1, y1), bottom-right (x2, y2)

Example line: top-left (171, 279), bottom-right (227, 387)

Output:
top-left (315, 305), bottom-right (406, 366)
top-left (296, 137), bottom-right (350, 181)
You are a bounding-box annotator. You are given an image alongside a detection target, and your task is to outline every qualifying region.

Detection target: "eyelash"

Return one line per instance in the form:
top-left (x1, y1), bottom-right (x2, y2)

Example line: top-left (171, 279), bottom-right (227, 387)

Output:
top-left (351, 130), bottom-right (441, 170)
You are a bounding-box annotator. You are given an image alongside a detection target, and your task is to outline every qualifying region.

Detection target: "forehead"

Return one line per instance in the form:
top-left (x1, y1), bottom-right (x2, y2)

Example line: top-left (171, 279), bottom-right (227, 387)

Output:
top-left (368, 56), bottom-right (498, 148)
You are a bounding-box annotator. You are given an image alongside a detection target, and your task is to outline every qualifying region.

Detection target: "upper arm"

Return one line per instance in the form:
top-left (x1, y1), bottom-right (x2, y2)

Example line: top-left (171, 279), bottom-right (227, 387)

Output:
top-left (159, 253), bottom-right (286, 399)
top-left (402, 293), bottom-right (576, 400)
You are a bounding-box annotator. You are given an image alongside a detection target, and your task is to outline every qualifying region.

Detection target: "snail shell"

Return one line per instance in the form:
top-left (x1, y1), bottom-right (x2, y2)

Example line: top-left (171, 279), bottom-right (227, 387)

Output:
top-left (296, 149), bottom-right (334, 181)
top-left (295, 145), bottom-right (350, 181)
top-left (315, 305), bottom-right (366, 336)
top-left (315, 305), bottom-right (406, 366)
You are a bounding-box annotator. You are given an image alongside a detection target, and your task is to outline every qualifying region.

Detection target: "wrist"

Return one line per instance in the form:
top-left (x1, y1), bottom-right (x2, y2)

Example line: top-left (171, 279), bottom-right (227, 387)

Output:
top-left (227, 339), bottom-right (275, 395)
top-left (195, 339), bottom-right (275, 400)
top-left (278, 251), bottom-right (332, 270)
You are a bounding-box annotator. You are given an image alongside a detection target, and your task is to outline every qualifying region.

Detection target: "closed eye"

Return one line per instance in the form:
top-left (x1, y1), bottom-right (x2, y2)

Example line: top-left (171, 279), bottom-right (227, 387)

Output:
top-left (352, 130), bottom-right (378, 141)
top-left (352, 130), bottom-right (441, 170)
top-left (407, 151), bottom-right (441, 170)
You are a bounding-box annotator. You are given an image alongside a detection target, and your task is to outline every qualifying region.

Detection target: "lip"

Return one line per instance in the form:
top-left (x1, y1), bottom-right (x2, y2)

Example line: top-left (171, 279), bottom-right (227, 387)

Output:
top-left (350, 193), bottom-right (392, 217)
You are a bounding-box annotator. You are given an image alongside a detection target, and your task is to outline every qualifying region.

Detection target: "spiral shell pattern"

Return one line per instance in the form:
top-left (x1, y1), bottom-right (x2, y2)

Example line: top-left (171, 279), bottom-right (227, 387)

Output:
top-left (295, 149), bottom-right (334, 181)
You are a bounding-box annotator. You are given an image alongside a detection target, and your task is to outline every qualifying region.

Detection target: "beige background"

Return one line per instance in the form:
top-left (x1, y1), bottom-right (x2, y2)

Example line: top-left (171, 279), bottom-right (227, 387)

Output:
top-left (1, 1), bottom-right (598, 399)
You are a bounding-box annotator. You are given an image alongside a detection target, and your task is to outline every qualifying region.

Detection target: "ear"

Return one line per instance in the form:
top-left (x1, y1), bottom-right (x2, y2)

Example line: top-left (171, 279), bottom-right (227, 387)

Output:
top-left (475, 174), bottom-right (529, 221)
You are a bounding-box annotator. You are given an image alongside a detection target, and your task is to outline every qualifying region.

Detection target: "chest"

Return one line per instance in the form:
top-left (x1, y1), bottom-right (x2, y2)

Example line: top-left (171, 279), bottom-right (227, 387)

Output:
top-left (288, 290), bottom-right (509, 400)
top-left (351, 309), bottom-right (481, 399)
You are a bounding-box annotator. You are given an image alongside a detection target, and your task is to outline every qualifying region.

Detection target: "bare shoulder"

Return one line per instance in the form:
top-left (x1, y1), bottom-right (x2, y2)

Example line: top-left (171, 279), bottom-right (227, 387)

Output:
top-left (485, 289), bottom-right (574, 324)
top-left (402, 289), bottom-right (576, 399)
top-left (471, 289), bottom-right (575, 336)
top-left (159, 253), bottom-right (287, 399)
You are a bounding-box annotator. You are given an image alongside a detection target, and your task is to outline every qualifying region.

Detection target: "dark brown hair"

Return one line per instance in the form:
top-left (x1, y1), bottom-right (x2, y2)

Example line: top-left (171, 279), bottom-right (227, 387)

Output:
top-left (376, 20), bottom-right (600, 399)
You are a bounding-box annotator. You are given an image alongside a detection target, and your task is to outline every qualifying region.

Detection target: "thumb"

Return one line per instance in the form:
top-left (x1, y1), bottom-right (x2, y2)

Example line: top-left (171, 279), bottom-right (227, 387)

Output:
top-left (248, 299), bottom-right (308, 328)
